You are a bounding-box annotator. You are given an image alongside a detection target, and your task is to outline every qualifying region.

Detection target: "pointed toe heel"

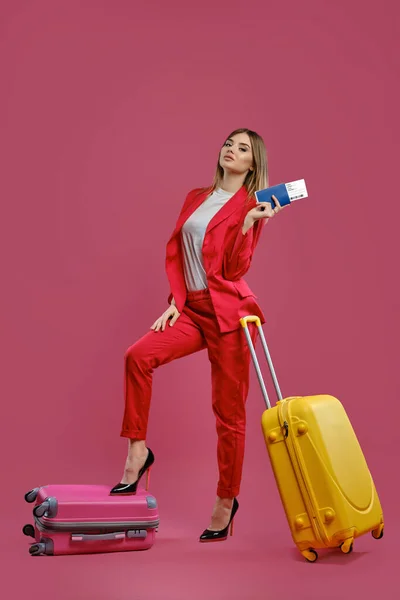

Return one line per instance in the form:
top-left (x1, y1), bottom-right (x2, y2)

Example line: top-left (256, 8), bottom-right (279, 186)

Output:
top-left (110, 448), bottom-right (155, 496)
top-left (199, 498), bottom-right (239, 543)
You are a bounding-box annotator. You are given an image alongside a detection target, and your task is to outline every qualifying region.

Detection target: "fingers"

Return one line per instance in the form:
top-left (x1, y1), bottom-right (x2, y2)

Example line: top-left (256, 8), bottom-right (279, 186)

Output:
top-left (150, 317), bottom-right (162, 332)
top-left (150, 319), bottom-right (158, 331)
top-left (150, 317), bottom-right (158, 330)
top-left (150, 314), bottom-right (165, 332)
top-left (259, 196), bottom-right (283, 218)
top-left (255, 203), bottom-right (275, 218)
top-left (255, 202), bottom-right (269, 212)
top-left (254, 196), bottom-right (286, 218)
top-left (169, 311), bottom-right (180, 327)
top-left (161, 313), bottom-right (170, 331)
top-left (272, 194), bottom-right (282, 209)
top-left (150, 308), bottom-right (180, 332)
top-left (271, 195), bottom-right (282, 215)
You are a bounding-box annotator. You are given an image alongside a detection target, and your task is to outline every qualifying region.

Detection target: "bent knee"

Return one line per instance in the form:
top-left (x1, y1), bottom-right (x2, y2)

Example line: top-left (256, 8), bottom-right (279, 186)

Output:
top-left (124, 342), bottom-right (149, 372)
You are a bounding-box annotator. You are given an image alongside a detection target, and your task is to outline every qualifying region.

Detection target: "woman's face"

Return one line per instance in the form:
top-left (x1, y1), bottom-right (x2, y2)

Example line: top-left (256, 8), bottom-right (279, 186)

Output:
top-left (219, 133), bottom-right (254, 176)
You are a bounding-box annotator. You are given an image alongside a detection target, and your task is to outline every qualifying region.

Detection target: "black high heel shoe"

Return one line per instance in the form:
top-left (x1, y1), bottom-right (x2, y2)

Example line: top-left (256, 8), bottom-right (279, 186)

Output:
top-left (199, 498), bottom-right (239, 543)
top-left (109, 448), bottom-right (155, 496)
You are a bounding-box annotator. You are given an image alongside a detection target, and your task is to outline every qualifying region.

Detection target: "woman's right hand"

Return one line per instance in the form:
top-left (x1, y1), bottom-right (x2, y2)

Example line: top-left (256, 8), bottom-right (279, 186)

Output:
top-left (150, 305), bottom-right (181, 332)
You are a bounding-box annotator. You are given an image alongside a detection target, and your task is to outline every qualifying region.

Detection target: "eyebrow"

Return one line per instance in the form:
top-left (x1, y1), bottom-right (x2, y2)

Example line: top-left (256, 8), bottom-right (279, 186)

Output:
top-left (227, 138), bottom-right (251, 149)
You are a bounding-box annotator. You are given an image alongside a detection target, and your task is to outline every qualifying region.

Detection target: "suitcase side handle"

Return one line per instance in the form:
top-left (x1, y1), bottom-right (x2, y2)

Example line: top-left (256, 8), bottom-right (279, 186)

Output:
top-left (240, 316), bottom-right (283, 409)
top-left (71, 532), bottom-right (125, 542)
top-left (71, 530), bottom-right (148, 542)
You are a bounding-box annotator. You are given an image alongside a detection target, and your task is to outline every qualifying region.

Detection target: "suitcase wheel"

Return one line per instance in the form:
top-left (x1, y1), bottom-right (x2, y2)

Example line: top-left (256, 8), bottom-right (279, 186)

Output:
top-left (33, 503), bottom-right (48, 518)
top-left (302, 548), bottom-right (318, 563)
top-left (32, 497), bottom-right (58, 519)
top-left (372, 526), bottom-right (384, 540)
top-left (22, 524), bottom-right (35, 538)
top-left (340, 538), bottom-right (354, 554)
top-left (24, 488), bottom-right (40, 503)
top-left (29, 542), bottom-right (46, 556)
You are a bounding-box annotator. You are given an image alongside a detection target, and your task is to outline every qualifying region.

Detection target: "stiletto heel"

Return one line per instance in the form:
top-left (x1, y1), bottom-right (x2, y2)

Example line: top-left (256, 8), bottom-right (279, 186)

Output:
top-left (110, 448), bottom-right (155, 496)
top-left (145, 467), bottom-right (152, 490)
top-left (199, 498), bottom-right (239, 543)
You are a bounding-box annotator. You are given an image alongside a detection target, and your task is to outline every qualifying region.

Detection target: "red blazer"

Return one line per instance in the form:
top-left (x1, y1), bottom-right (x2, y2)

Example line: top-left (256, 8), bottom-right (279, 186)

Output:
top-left (165, 185), bottom-right (266, 333)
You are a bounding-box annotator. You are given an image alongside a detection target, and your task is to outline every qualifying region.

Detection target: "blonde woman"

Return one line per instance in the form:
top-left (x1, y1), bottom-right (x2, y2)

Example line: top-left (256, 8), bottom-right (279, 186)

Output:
top-left (111, 129), bottom-right (285, 542)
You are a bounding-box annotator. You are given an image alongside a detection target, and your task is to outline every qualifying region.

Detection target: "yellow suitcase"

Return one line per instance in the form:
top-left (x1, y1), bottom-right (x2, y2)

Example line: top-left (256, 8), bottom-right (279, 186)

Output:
top-left (240, 316), bottom-right (384, 562)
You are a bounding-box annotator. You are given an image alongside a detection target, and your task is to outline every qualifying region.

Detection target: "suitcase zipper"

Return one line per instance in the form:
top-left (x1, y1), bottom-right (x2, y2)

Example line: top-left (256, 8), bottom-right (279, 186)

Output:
top-left (279, 400), bottom-right (328, 546)
top-left (34, 516), bottom-right (160, 533)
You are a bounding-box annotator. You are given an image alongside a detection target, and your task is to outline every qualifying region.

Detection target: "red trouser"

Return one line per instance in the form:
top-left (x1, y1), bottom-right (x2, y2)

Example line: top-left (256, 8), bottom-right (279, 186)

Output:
top-left (120, 289), bottom-right (257, 499)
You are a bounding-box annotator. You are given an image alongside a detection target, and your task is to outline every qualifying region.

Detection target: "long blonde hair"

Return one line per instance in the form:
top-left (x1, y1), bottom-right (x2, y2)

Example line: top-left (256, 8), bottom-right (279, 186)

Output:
top-left (207, 128), bottom-right (268, 200)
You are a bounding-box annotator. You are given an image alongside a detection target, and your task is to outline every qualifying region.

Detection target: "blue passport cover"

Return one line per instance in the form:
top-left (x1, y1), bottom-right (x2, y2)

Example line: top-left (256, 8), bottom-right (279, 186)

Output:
top-left (255, 183), bottom-right (290, 208)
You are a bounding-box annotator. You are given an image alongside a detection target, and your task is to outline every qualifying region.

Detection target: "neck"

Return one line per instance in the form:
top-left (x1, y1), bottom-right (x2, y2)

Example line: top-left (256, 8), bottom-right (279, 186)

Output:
top-left (219, 172), bottom-right (247, 194)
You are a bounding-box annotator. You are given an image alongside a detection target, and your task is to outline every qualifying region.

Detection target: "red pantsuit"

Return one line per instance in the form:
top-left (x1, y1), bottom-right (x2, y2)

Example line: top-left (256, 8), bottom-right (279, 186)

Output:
top-left (120, 186), bottom-right (267, 498)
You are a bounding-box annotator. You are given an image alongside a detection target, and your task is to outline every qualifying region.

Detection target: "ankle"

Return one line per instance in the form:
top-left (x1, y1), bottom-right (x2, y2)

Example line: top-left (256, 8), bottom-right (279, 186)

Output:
top-left (216, 496), bottom-right (234, 509)
top-left (127, 440), bottom-right (147, 459)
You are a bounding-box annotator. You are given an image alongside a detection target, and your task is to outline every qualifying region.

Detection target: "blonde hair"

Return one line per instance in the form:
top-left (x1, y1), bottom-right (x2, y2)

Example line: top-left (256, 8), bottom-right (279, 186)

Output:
top-left (208, 128), bottom-right (268, 200)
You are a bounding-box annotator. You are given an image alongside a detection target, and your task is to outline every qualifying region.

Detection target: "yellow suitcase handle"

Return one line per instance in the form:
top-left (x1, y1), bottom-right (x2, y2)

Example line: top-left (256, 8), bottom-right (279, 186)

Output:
top-left (240, 315), bottom-right (262, 328)
top-left (240, 315), bottom-right (283, 409)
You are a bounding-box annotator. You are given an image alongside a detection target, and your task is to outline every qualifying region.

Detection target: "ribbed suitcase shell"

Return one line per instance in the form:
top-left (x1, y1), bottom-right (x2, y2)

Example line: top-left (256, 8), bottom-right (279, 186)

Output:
top-left (240, 316), bottom-right (384, 562)
top-left (23, 485), bottom-right (159, 556)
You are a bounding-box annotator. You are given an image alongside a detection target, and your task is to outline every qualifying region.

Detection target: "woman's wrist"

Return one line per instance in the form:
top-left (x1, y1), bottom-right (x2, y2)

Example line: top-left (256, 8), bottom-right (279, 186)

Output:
top-left (242, 215), bottom-right (255, 235)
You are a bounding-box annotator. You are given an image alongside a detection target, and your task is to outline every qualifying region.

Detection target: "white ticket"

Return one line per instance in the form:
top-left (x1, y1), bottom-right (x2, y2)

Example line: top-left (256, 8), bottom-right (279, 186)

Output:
top-left (285, 179), bottom-right (308, 202)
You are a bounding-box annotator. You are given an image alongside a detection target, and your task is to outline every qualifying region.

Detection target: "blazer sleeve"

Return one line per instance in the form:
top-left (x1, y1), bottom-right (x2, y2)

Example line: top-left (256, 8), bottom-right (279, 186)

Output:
top-left (222, 206), bottom-right (266, 281)
top-left (165, 188), bottom-right (204, 305)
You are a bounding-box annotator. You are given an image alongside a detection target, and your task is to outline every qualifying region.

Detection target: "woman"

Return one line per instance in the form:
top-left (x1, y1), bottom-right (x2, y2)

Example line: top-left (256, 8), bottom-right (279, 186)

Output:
top-left (110, 128), bottom-right (286, 542)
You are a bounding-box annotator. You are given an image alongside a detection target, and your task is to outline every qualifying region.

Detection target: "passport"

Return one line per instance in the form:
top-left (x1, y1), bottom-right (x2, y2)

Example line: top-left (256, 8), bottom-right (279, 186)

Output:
top-left (255, 179), bottom-right (308, 209)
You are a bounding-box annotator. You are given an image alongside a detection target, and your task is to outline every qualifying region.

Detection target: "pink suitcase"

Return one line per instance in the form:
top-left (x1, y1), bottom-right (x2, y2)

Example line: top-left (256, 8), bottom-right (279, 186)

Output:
top-left (23, 484), bottom-right (159, 556)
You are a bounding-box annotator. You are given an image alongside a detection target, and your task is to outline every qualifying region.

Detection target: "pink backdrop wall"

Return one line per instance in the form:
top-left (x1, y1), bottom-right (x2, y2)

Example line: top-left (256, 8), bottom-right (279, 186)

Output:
top-left (1, 1), bottom-right (399, 598)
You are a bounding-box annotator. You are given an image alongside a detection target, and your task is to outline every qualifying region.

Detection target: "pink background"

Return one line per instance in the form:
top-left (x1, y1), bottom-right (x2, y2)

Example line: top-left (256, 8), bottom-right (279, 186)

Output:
top-left (1, 0), bottom-right (399, 598)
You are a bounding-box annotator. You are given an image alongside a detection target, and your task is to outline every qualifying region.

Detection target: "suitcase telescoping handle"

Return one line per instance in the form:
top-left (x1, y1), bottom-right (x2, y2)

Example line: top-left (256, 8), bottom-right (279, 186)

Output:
top-left (240, 316), bottom-right (283, 410)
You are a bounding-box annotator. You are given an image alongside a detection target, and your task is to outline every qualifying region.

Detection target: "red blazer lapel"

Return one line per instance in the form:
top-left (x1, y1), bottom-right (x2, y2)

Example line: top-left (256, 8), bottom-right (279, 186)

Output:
top-left (170, 185), bottom-right (249, 240)
top-left (206, 186), bottom-right (249, 234)
top-left (170, 189), bottom-right (210, 238)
